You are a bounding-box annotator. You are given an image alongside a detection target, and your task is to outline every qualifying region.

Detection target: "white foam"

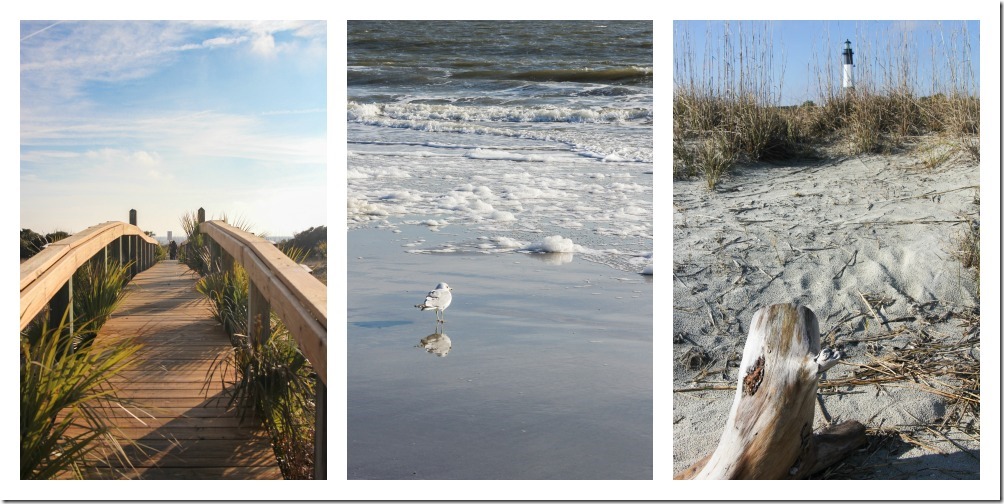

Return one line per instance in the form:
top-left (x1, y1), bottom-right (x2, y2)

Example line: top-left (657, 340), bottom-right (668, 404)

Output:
top-left (347, 197), bottom-right (391, 221)
top-left (492, 236), bottom-right (525, 249)
top-left (523, 235), bottom-right (585, 254)
top-left (347, 101), bottom-right (652, 273)
top-left (465, 148), bottom-right (545, 162)
top-left (379, 190), bottom-right (423, 202)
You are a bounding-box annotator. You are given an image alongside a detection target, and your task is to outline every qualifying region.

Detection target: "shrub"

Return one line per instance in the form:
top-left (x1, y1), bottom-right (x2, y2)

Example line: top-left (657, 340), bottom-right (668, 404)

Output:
top-left (20, 312), bottom-right (138, 479)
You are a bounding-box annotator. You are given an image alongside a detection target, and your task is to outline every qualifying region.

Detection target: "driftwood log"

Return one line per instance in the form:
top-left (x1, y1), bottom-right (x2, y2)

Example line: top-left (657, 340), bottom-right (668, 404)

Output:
top-left (676, 303), bottom-right (866, 479)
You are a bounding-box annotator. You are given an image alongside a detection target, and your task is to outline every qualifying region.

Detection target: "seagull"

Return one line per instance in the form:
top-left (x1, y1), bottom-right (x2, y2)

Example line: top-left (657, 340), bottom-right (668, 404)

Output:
top-left (415, 282), bottom-right (453, 323)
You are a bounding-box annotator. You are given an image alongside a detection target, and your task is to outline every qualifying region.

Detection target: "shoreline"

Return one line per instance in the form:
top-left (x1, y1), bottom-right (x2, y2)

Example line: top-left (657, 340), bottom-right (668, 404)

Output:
top-left (347, 223), bottom-right (653, 479)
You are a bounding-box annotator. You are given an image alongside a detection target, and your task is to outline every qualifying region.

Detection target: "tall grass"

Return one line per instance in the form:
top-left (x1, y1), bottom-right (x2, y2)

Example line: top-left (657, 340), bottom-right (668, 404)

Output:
top-left (179, 211), bottom-right (210, 275)
top-left (71, 260), bottom-right (132, 349)
top-left (197, 265), bottom-right (317, 479)
top-left (21, 310), bottom-right (139, 479)
top-left (674, 21), bottom-right (980, 189)
top-left (186, 211), bottom-right (318, 479)
top-left (951, 213), bottom-right (980, 299)
top-left (21, 253), bottom-right (138, 479)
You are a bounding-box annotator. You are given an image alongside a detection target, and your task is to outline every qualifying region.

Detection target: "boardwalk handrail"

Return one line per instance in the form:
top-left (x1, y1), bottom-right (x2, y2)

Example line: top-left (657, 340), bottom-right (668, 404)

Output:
top-left (197, 220), bottom-right (327, 384)
top-left (20, 220), bottom-right (160, 330)
top-left (197, 218), bottom-right (327, 479)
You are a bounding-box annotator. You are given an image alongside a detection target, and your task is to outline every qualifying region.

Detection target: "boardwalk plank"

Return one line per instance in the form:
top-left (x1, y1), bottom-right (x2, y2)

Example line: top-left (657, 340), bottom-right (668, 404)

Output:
top-left (70, 260), bottom-right (282, 480)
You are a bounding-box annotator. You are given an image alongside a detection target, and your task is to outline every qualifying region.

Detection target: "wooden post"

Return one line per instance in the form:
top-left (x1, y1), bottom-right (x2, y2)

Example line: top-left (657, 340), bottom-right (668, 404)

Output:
top-left (90, 248), bottom-right (104, 274)
top-left (49, 278), bottom-right (73, 337)
top-left (314, 377), bottom-right (327, 480)
top-left (133, 236), bottom-right (139, 276)
top-left (676, 303), bottom-right (863, 479)
top-left (247, 282), bottom-right (270, 347)
top-left (221, 245), bottom-right (235, 274)
top-left (209, 239), bottom-right (220, 273)
top-left (127, 235), bottom-right (136, 277)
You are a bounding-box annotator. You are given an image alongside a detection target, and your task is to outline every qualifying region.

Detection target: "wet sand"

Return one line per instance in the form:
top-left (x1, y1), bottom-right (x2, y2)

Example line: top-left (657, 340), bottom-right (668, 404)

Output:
top-left (348, 224), bottom-right (653, 479)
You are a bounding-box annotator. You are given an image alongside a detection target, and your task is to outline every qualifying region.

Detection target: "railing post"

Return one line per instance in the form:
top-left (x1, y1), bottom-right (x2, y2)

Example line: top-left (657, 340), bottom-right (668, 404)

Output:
top-left (131, 236), bottom-right (138, 277)
top-left (221, 247), bottom-right (234, 274)
top-left (247, 282), bottom-right (270, 347)
top-left (314, 378), bottom-right (327, 480)
top-left (209, 240), bottom-right (219, 273)
top-left (49, 278), bottom-right (73, 337)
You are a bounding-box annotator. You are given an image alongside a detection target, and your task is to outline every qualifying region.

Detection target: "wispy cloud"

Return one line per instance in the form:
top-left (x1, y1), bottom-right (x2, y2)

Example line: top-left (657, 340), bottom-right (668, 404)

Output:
top-left (21, 20), bottom-right (325, 108)
top-left (20, 20), bottom-right (327, 236)
top-left (22, 109), bottom-right (324, 177)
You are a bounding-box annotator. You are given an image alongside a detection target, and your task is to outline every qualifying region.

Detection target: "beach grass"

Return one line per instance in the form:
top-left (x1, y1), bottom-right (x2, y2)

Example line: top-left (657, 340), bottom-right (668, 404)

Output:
top-left (673, 22), bottom-right (979, 190)
top-left (20, 310), bottom-right (139, 479)
top-left (185, 212), bottom-right (319, 479)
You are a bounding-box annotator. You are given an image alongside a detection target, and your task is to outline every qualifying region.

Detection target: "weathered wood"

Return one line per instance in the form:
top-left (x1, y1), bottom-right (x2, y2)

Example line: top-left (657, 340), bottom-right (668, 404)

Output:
top-left (248, 281), bottom-right (270, 346)
top-left (678, 303), bottom-right (856, 480)
top-left (68, 465), bottom-right (280, 480)
top-left (63, 261), bottom-right (282, 480)
top-left (198, 220), bottom-right (326, 384)
top-left (314, 377), bottom-right (326, 480)
top-left (802, 420), bottom-right (867, 476)
top-left (48, 279), bottom-right (72, 335)
top-left (198, 219), bottom-right (326, 479)
top-left (20, 221), bottom-right (158, 330)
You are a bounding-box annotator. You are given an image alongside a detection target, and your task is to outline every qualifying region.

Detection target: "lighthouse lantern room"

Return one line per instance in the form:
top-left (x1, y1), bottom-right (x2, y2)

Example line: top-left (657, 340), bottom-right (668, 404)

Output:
top-left (842, 39), bottom-right (854, 89)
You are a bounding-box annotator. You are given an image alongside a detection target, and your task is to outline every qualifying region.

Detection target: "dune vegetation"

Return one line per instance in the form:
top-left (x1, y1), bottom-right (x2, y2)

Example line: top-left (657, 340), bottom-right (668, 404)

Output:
top-left (673, 21), bottom-right (979, 190)
top-left (21, 257), bottom-right (141, 479)
top-left (180, 211), bottom-right (320, 479)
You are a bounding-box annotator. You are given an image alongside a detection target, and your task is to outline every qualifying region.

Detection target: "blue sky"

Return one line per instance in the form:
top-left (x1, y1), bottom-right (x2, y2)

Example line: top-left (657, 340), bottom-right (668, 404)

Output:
top-left (20, 20), bottom-right (326, 238)
top-left (673, 20), bottom-right (980, 106)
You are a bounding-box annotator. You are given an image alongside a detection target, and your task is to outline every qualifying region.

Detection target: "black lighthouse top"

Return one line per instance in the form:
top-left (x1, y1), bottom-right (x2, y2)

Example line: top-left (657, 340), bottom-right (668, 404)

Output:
top-left (842, 40), bottom-right (854, 65)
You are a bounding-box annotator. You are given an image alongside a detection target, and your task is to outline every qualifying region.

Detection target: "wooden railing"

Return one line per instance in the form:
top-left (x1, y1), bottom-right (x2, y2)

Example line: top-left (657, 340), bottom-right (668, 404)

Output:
top-left (20, 215), bottom-right (160, 332)
top-left (196, 211), bottom-right (327, 480)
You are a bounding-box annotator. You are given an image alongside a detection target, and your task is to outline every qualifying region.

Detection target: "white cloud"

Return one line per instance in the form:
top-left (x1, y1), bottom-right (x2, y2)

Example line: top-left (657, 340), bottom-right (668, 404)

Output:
top-left (20, 21), bottom-right (326, 108)
top-left (251, 33), bottom-right (277, 57)
top-left (202, 36), bottom-right (247, 48)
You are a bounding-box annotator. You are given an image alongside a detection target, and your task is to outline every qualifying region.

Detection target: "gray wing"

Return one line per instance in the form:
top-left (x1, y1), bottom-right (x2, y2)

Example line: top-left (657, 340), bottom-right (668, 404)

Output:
top-left (424, 288), bottom-right (449, 308)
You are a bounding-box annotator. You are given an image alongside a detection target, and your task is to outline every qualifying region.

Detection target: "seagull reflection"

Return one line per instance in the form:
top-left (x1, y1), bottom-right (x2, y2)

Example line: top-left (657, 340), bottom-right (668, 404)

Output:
top-left (417, 331), bottom-right (452, 357)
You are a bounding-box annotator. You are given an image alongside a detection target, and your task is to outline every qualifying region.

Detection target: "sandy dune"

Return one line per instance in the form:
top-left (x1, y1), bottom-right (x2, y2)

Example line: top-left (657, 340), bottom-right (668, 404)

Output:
top-left (673, 146), bottom-right (980, 479)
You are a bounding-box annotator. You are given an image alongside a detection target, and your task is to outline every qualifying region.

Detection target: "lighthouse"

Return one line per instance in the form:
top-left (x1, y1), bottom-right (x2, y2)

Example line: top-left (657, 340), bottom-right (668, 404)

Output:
top-left (841, 39), bottom-right (854, 89)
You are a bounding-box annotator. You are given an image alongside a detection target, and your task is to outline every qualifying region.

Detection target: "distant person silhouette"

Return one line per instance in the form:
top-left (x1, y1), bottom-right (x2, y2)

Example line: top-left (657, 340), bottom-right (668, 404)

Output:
top-left (169, 240), bottom-right (178, 260)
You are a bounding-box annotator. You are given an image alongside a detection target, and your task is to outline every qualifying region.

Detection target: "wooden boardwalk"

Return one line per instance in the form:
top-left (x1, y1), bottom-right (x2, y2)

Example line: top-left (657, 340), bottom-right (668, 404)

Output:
top-left (71, 260), bottom-right (282, 479)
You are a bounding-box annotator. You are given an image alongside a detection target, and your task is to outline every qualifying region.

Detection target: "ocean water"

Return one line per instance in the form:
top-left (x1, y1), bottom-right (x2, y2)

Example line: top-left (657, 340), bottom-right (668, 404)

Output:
top-left (347, 21), bottom-right (653, 480)
top-left (347, 20), bottom-right (653, 274)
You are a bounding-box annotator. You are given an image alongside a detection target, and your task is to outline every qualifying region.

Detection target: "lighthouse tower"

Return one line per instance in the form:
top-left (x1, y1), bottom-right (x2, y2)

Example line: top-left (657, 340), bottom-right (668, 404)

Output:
top-left (842, 39), bottom-right (854, 89)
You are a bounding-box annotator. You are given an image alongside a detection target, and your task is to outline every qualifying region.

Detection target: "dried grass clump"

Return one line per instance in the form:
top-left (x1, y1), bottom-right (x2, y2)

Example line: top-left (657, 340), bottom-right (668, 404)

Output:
top-left (819, 335), bottom-right (979, 423)
top-left (814, 319), bottom-right (980, 479)
top-left (673, 21), bottom-right (980, 185)
top-left (950, 215), bottom-right (980, 297)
